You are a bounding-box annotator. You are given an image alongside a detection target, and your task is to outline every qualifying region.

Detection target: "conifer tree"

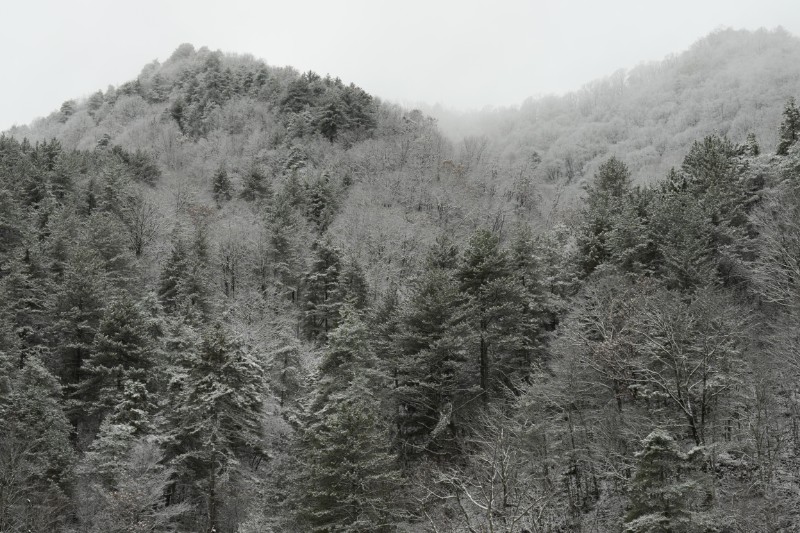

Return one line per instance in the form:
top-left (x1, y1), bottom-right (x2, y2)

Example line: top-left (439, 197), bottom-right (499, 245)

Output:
top-left (624, 430), bottom-right (714, 533)
top-left (212, 166), bottom-right (233, 206)
top-left (77, 421), bottom-right (188, 532)
top-left (240, 165), bottom-right (273, 202)
top-left (77, 295), bottom-right (154, 422)
top-left (295, 307), bottom-right (401, 532)
top-left (777, 96), bottom-right (800, 155)
top-left (458, 229), bottom-right (534, 397)
top-left (2, 250), bottom-right (49, 360)
top-left (169, 322), bottom-right (265, 533)
top-left (302, 239), bottom-right (343, 342)
top-left (577, 156), bottom-right (632, 274)
top-left (49, 247), bottom-right (108, 386)
top-left (158, 236), bottom-right (209, 320)
top-left (392, 237), bottom-right (466, 458)
top-left (0, 357), bottom-right (75, 533)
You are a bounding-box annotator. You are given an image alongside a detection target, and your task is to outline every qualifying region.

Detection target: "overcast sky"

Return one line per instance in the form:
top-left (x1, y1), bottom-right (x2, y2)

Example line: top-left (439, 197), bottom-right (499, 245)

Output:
top-left (2, 0), bottom-right (799, 131)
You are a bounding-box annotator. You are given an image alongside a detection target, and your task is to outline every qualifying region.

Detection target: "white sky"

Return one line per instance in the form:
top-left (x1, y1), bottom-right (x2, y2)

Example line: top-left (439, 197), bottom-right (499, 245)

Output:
top-left (1, 0), bottom-right (799, 131)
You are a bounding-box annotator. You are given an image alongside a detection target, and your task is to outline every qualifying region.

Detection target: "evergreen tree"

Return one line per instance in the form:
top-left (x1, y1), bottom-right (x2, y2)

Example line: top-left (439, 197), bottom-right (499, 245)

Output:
top-left (745, 132), bottom-right (760, 156)
top-left (624, 430), bottom-right (714, 533)
top-left (76, 295), bottom-right (154, 422)
top-left (49, 247), bottom-right (108, 386)
top-left (305, 173), bottom-right (335, 231)
top-left (266, 315), bottom-right (307, 411)
top-left (302, 239), bottom-right (343, 342)
top-left (458, 229), bottom-right (534, 397)
top-left (0, 188), bottom-right (27, 272)
top-left (76, 421), bottom-right (188, 532)
top-left (240, 165), bottom-right (273, 202)
top-left (212, 166), bottom-right (233, 206)
top-left (265, 192), bottom-right (306, 299)
top-left (0, 357), bottom-right (75, 533)
top-left (158, 236), bottom-right (209, 320)
top-left (776, 96), bottom-right (800, 155)
top-left (392, 238), bottom-right (466, 458)
top-left (577, 156), bottom-right (632, 274)
top-left (2, 250), bottom-right (49, 360)
top-left (169, 322), bottom-right (265, 533)
top-left (295, 307), bottom-right (401, 532)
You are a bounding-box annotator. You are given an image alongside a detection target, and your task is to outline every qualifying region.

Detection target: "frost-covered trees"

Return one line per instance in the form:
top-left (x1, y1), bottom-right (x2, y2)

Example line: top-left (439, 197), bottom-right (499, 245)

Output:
top-left (776, 97), bottom-right (800, 155)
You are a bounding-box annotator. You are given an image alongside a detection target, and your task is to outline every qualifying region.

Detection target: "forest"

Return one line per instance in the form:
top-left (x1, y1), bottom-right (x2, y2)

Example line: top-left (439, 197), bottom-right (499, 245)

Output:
top-left (2, 28), bottom-right (800, 532)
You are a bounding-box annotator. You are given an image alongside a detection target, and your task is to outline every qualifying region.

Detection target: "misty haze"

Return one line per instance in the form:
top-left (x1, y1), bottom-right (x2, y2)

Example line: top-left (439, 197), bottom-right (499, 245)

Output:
top-left (3, 2), bottom-right (800, 532)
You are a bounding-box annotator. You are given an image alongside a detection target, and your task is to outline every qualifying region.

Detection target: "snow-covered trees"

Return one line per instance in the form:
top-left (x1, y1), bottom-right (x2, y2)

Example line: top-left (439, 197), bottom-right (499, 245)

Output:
top-left (168, 322), bottom-right (265, 533)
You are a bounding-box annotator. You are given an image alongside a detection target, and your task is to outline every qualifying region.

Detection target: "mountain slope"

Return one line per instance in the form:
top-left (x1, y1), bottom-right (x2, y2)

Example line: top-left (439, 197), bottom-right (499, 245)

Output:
top-left (429, 27), bottom-right (800, 184)
top-left (3, 31), bottom-right (800, 532)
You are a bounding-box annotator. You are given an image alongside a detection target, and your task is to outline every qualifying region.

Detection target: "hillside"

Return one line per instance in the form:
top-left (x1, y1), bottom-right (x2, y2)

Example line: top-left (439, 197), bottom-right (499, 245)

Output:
top-left (2, 30), bottom-right (800, 532)
top-left (429, 27), bottom-right (800, 184)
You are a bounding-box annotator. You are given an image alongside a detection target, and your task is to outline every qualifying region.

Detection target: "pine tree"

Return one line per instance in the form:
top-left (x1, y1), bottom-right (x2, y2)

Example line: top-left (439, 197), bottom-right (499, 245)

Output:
top-left (77, 421), bottom-right (188, 532)
top-left (49, 247), bottom-right (108, 386)
top-left (295, 307), bottom-right (401, 532)
top-left (777, 97), bottom-right (800, 155)
top-left (212, 166), bottom-right (233, 206)
top-left (302, 239), bottom-right (343, 342)
top-left (0, 188), bottom-right (27, 272)
top-left (458, 229), bottom-right (534, 398)
top-left (169, 322), bottom-right (265, 533)
top-left (0, 357), bottom-right (75, 533)
top-left (624, 430), bottom-right (714, 533)
top-left (745, 132), bottom-right (760, 156)
top-left (2, 250), bottom-right (49, 360)
top-left (158, 236), bottom-right (209, 320)
top-left (240, 165), bottom-right (273, 202)
top-left (392, 238), bottom-right (466, 458)
top-left (577, 157), bottom-right (632, 275)
top-left (77, 295), bottom-right (154, 423)
top-left (305, 173), bottom-right (335, 231)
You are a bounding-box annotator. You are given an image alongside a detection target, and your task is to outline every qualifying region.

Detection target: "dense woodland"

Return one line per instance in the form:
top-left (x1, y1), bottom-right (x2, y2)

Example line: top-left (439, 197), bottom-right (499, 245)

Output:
top-left (3, 29), bottom-right (800, 532)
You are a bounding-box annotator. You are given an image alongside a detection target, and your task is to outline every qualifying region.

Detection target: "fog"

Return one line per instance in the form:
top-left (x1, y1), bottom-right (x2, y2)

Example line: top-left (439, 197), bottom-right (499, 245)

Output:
top-left (1, 0), bottom-right (799, 130)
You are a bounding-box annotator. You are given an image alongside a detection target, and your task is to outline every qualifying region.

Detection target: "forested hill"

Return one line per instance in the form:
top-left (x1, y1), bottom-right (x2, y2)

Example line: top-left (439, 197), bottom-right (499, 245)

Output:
top-left (429, 27), bottom-right (800, 184)
top-left (3, 32), bottom-right (800, 532)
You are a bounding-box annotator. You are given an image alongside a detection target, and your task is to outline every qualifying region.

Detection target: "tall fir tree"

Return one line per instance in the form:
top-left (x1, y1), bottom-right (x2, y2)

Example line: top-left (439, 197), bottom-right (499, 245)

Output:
top-left (294, 307), bottom-right (401, 532)
top-left (0, 357), bottom-right (75, 533)
top-left (776, 96), bottom-right (800, 155)
top-left (168, 322), bottom-right (265, 533)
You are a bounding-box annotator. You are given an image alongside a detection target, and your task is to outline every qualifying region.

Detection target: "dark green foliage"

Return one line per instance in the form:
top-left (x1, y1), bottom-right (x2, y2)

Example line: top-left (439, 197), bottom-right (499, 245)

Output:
top-left (158, 237), bottom-right (209, 320)
top-left (577, 156), bottom-right (633, 275)
top-left (295, 308), bottom-right (401, 532)
top-left (77, 421), bottom-right (188, 531)
top-left (77, 295), bottom-right (154, 422)
top-left (392, 240), bottom-right (466, 458)
top-left (268, 332), bottom-right (306, 411)
top-left (2, 36), bottom-right (799, 533)
top-left (48, 247), bottom-right (108, 385)
top-left (1, 252), bottom-right (49, 358)
top-left (302, 239), bottom-right (344, 342)
top-left (59, 100), bottom-right (76, 122)
top-left (110, 145), bottom-right (162, 185)
top-left (776, 97), bottom-right (800, 155)
top-left (304, 173), bottom-right (339, 231)
top-left (0, 188), bottom-right (28, 272)
top-left (212, 166), bottom-right (233, 206)
top-left (590, 155), bottom-right (632, 199)
top-left (746, 132), bottom-right (760, 156)
top-left (0, 358), bottom-right (75, 533)
top-left (240, 165), bottom-right (273, 202)
top-left (624, 430), bottom-right (714, 533)
top-left (458, 229), bottom-right (536, 397)
top-left (264, 194), bottom-right (305, 298)
top-left (87, 90), bottom-right (105, 115)
top-left (169, 322), bottom-right (265, 533)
